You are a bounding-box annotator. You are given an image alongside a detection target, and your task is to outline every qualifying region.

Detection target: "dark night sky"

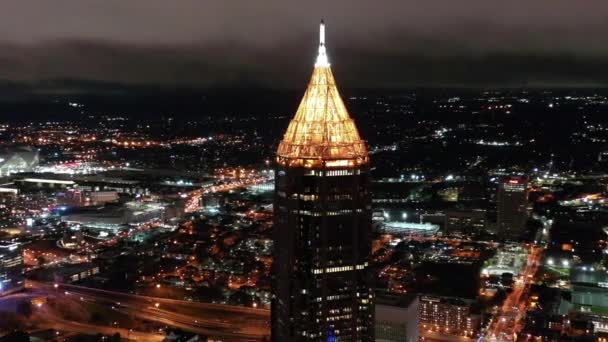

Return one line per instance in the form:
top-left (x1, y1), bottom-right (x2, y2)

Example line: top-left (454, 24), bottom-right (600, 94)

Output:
top-left (2, 0), bottom-right (608, 91)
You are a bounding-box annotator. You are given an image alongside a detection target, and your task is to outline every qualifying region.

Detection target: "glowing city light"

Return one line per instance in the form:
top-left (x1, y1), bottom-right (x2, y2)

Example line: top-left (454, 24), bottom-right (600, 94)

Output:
top-left (276, 21), bottom-right (367, 168)
top-left (315, 20), bottom-right (329, 67)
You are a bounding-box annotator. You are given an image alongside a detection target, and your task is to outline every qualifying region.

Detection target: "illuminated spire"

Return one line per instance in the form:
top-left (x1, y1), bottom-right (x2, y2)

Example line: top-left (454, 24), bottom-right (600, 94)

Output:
top-left (315, 20), bottom-right (329, 67)
top-left (277, 21), bottom-right (368, 168)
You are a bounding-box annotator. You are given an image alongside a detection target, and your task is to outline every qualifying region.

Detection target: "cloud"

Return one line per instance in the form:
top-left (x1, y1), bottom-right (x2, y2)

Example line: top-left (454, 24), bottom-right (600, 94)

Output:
top-left (1, 0), bottom-right (608, 88)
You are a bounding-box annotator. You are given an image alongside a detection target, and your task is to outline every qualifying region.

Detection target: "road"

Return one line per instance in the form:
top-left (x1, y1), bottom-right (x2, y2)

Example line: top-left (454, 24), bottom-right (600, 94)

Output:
top-left (29, 281), bottom-right (270, 340)
top-left (36, 311), bottom-right (164, 342)
top-left (421, 330), bottom-right (474, 342)
top-left (484, 246), bottom-right (543, 341)
top-left (0, 288), bottom-right (164, 341)
top-left (185, 175), bottom-right (269, 213)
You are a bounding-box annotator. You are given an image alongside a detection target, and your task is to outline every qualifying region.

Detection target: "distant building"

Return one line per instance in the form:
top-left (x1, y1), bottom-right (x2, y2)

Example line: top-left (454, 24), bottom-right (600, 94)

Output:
top-left (85, 191), bottom-right (119, 205)
top-left (61, 201), bottom-right (164, 231)
top-left (419, 212), bottom-right (447, 231)
top-left (0, 241), bottom-right (24, 295)
top-left (248, 180), bottom-right (274, 193)
top-left (164, 200), bottom-right (185, 221)
top-left (375, 294), bottom-right (419, 342)
top-left (497, 177), bottom-right (528, 238)
top-left (540, 269), bottom-right (608, 339)
top-left (52, 263), bottom-right (100, 283)
top-left (570, 269), bottom-right (608, 316)
top-left (0, 146), bottom-right (39, 177)
top-left (14, 175), bottom-right (75, 189)
top-left (201, 195), bottom-right (224, 208)
top-left (445, 208), bottom-right (487, 234)
top-left (383, 221), bottom-right (440, 237)
top-left (59, 228), bottom-right (85, 249)
top-left (13, 173), bottom-right (147, 195)
top-left (419, 295), bottom-right (480, 337)
top-left (71, 174), bottom-right (146, 195)
top-left (61, 210), bottom-right (126, 231)
top-left (57, 189), bottom-right (118, 206)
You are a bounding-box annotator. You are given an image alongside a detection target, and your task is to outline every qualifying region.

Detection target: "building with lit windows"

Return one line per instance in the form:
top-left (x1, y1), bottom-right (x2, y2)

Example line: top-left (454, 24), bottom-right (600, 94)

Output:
top-left (0, 241), bottom-right (24, 295)
top-left (497, 177), bottom-right (528, 239)
top-left (272, 21), bottom-right (374, 341)
top-left (419, 296), bottom-right (480, 337)
top-left (445, 208), bottom-right (487, 234)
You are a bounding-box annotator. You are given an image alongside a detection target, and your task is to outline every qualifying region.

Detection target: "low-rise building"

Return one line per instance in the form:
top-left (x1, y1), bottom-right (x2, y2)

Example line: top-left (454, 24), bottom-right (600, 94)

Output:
top-left (419, 295), bottom-right (480, 337)
top-left (375, 293), bottom-right (419, 342)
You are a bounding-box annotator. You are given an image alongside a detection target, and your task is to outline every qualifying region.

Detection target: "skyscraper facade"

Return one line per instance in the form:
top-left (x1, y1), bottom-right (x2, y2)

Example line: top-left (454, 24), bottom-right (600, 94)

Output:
top-left (272, 21), bottom-right (374, 341)
top-left (0, 241), bottom-right (24, 295)
top-left (497, 177), bottom-right (528, 239)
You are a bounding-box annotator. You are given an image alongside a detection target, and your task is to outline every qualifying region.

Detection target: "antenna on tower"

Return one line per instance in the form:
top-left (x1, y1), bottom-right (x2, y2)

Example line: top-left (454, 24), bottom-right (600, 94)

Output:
top-left (315, 19), bottom-right (329, 67)
top-left (320, 19), bottom-right (325, 46)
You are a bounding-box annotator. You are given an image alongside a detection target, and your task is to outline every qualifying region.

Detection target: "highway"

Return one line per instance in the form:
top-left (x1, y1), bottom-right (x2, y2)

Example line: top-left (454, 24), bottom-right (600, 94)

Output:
top-left (28, 281), bottom-right (270, 341)
top-left (484, 246), bottom-right (543, 341)
top-left (0, 288), bottom-right (163, 341)
top-left (35, 312), bottom-right (165, 342)
top-left (184, 174), bottom-right (269, 213)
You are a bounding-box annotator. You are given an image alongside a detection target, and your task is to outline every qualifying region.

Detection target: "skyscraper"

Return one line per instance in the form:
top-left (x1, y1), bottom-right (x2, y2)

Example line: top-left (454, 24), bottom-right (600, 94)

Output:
top-left (272, 21), bottom-right (374, 341)
top-left (497, 177), bottom-right (528, 239)
top-left (0, 241), bottom-right (24, 295)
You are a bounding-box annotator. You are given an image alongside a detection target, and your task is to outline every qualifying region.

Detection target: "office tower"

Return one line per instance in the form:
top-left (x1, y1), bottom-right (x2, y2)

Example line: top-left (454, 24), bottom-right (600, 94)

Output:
top-left (497, 177), bottom-right (528, 239)
top-left (0, 241), bottom-right (24, 295)
top-left (272, 21), bottom-right (374, 341)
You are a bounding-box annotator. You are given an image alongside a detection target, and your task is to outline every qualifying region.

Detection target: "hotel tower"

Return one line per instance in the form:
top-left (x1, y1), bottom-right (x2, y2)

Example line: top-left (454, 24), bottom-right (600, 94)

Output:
top-left (272, 21), bottom-right (374, 341)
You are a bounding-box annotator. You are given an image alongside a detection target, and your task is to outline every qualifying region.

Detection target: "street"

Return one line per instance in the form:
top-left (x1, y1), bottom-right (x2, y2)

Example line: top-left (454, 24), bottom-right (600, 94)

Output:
top-left (484, 247), bottom-right (543, 341)
top-left (27, 281), bottom-right (270, 340)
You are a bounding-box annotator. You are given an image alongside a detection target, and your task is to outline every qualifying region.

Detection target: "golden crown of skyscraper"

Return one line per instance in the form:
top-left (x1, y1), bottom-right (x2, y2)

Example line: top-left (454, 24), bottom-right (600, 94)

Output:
top-left (276, 21), bottom-right (368, 168)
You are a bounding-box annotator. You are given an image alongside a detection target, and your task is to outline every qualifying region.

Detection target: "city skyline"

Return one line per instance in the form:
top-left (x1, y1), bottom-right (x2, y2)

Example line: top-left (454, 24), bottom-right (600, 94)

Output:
top-left (0, 5), bottom-right (608, 342)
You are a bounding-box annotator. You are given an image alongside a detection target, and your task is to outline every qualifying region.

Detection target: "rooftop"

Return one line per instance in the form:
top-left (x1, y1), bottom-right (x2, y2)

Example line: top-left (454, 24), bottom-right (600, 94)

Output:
top-left (276, 22), bottom-right (367, 168)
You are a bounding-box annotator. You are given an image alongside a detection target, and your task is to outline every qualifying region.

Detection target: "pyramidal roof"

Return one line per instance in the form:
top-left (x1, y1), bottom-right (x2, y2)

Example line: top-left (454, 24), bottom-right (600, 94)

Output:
top-left (276, 21), bottom-right (368, 168)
